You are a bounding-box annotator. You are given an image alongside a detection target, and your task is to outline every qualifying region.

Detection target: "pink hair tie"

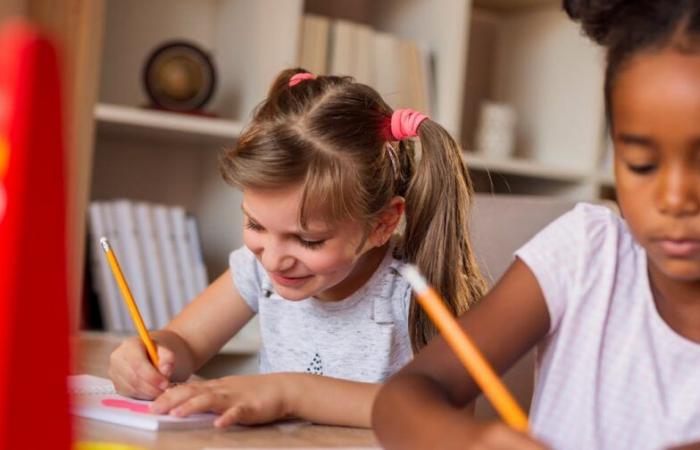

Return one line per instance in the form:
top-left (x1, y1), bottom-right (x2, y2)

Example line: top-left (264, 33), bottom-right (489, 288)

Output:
top-left (390, 109), bottom-right (429, 140)
top-left (289, 72), bottom-right (316, 87)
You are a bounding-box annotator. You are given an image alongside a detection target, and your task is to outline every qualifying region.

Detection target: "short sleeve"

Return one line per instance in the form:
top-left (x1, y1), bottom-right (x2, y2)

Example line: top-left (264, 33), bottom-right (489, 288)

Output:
top-left (228, 246), bottom-right (264, 312)
top-left (514, 204), bottom-right (591, 334)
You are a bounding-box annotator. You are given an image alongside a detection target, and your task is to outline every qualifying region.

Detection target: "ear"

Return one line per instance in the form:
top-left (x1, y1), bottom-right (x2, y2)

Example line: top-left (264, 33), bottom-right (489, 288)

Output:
top-left (368, 196), bottom-right (405, 248)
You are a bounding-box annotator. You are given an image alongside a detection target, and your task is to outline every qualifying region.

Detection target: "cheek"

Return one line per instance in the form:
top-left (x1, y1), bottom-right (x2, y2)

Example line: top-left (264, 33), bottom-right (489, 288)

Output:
top-left (301, 245), bottom-right (358, 275)
top-left (242, 229), bottom-right (263, 254)
top-left (616, 181), bottom-right (653, 237)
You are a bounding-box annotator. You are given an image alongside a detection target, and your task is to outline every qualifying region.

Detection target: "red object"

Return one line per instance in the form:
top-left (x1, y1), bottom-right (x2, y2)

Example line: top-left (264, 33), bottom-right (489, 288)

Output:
top-left (0, 20), bottom-right (71, 449)
top-left (101, 398), bottom-right (151, 414)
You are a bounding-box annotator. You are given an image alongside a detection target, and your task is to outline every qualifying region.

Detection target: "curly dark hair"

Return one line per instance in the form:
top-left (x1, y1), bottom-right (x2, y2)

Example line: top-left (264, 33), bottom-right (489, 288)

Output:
top-left (563, 0), bottom-right (700, 125)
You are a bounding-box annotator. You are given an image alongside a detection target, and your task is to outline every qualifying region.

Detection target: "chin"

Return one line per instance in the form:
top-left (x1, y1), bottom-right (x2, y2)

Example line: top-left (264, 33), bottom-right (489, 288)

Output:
top-left (271, 283), bottom-right (316, 301)
top-left (657, 259), bottom-right (700, 283)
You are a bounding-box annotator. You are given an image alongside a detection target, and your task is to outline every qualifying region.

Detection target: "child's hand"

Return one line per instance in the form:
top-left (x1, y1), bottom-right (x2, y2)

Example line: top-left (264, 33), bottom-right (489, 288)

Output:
top-left (150, 374), bottom-right (292, 428)
top-left (108, 334), bottom-right (177, 400)
top-left (455, 421), bottom-right (549, 450)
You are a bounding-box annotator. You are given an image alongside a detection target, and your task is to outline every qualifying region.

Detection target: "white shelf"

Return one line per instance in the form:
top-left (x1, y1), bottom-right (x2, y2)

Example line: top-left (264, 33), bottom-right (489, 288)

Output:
top-left (95, 103), bottom-right (244, 141)
top-left (464, 152), bottom-right (590, 182)
top-left (80, 330), bottom-right (259, 356)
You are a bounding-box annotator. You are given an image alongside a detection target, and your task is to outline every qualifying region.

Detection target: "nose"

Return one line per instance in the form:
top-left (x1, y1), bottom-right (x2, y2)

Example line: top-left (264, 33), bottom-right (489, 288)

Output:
top-left (260, 237), bottom-right (295, 273)
top-left (655, 163), bottom-right (700, 217)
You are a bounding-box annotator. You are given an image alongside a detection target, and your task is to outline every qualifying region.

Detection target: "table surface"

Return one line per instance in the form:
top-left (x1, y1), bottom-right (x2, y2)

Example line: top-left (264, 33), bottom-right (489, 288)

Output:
top-left (73, 332), bottom-right (380, 449)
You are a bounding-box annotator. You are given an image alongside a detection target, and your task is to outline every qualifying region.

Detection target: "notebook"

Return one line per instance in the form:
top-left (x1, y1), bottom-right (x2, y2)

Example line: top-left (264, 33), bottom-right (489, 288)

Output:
top-left (69, 374), bottom-right (217, 431)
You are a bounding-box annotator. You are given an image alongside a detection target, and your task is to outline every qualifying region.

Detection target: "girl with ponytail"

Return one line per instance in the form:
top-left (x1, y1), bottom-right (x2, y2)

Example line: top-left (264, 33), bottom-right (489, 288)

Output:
top-left (374, 1), bottom-right (700, 449)
top-left (107, 68), bottom-right (487, 428)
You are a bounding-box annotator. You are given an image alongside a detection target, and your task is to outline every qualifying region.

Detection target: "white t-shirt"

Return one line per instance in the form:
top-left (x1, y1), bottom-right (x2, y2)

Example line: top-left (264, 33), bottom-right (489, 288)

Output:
top-left (516, 203), bottom-right (700, 450)
top-left (228, 242), bottom-right (413, 383)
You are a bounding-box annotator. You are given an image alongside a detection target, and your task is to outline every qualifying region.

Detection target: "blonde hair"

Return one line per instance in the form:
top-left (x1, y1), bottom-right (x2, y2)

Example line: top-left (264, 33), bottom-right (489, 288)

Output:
top-left (220, 68), bottom-right (487, 352)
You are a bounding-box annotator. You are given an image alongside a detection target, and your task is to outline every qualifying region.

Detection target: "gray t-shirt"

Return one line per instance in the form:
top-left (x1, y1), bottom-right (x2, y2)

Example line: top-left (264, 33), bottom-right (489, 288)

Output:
top-left (228, 244), bottom-right (413, 383)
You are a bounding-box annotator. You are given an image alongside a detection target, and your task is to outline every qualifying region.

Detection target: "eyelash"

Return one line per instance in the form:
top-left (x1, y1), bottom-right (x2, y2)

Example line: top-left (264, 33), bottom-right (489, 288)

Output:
top-left (298, 238), bottom-right (325, 250)
top-left (245, 220), bottom-right (264, 231)
top-left (627, 163), bottom-right (657, 174)
top-left (245, 220), bottom-right (326, 250)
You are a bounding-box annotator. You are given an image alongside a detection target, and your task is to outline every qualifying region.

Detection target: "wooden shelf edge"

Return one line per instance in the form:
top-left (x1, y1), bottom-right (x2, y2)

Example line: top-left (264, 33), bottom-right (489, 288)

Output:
top-left (464, 152), bottom-right (591, 182)
top-left (95, 103), bottom-right (244, 140)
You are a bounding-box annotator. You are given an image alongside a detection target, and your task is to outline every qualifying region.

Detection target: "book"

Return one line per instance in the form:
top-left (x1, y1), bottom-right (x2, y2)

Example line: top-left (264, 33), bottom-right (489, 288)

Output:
top-left (170, 206), bottom-right (197, 304)
top-left (329, 19), bottom-right (357, 79)
top-left (100, 202), bottom-right (135, 332)
top-left (110, 200), bottom-right (156, 329)
top-left (373, 31), bottom-right (404, 108)
top-left (87, 202), bottom-right (125, 331)
top-left (185, 215), bottom-right (208, 295)
top-left (298, 14), bottom-right (331, 75)
top-left (152, 204), bottom-right (188, 317)
top-left (134, 202), bottom-right (172, 329)
top-left (69, 374), bottom-right (216, 431)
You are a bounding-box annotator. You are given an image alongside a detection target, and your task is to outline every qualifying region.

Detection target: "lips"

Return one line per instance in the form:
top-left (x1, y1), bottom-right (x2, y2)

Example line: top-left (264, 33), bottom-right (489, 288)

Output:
top-left (656, 238), bottom-right (700, 258)
top-left (269, 272), bottom-right (313, 287)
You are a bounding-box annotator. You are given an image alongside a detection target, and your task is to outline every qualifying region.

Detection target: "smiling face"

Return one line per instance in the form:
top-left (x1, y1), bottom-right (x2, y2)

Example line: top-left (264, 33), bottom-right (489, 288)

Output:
top-left (241, 183), bottom-right (392, 302)
top-left (612, 48), bottom-right (700, 282)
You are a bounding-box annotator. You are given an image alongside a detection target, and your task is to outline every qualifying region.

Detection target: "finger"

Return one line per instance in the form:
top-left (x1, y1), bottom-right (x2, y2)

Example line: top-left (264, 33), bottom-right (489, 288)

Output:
top-left (171, 390), bottom-right (223, 417)
top-left (156, 345), bottom-right (175, 378)
top-left (214, 405), bottom-right (244, 428)
top-left (117, 353), bottom-right (165, 399)
top-left (108, 366), bottom-right (137, 398)
top-left (131, 354), bottom-right (170, 391)
top-left (124, 365), bottom-right (164, 400)
top-left (151, 383), bottom-right (203, 414)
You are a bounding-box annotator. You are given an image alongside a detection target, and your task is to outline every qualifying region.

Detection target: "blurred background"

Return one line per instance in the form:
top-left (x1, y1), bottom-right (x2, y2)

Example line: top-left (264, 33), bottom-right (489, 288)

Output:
top-left (0, 0), bottom-right (610, 399)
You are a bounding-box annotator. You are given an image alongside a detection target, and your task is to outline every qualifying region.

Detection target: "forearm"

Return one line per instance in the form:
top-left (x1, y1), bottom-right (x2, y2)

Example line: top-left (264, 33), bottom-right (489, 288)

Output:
top-left (282, 373), bottom-right (381, 428)
top-left (373, 372), bottom-right (474, 450)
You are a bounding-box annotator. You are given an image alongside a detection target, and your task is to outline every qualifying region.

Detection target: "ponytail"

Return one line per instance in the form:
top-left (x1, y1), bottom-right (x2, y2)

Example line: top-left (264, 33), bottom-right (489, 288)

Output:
top-left (399, 120), bottom-right (488, 352)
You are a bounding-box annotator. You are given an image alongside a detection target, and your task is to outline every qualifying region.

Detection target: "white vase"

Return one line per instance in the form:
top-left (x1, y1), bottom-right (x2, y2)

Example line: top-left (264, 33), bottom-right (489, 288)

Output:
top-left (475, 101), bottom-right (516, 159)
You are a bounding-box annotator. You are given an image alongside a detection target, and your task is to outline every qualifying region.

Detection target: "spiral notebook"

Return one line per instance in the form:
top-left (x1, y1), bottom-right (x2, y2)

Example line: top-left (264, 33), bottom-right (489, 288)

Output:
top-left (69, 374), bottom-right (217, 430)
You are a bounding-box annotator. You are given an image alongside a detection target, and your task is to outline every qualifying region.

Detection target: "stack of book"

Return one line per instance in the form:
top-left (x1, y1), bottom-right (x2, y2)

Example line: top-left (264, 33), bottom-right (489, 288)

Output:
top-left (298, 14), bottom-right (433, 114)
top-left (86, 200), bottom-right (208, 332)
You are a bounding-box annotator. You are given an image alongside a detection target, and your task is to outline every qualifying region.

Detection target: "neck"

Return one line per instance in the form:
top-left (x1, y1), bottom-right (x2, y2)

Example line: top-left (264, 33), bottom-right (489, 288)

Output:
top-left (648, 262), bottom-right (700, 343)
top-left (315, 242), bottom-right (390, 302)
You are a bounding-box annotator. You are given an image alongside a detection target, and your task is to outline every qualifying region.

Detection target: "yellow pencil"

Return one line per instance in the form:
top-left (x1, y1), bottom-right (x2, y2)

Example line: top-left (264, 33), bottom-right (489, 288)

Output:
top-left (400, 264), bottom-right (529, 432)
top-left (100, 237), bottom-right (160, 367)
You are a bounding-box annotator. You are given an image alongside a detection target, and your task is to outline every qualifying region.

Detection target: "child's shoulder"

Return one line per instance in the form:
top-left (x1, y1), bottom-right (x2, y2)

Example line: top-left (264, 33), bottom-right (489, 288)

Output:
top-left (541, 201), bottom-right (626, 245)
top-left (516, 201), bottom-right (635, 294)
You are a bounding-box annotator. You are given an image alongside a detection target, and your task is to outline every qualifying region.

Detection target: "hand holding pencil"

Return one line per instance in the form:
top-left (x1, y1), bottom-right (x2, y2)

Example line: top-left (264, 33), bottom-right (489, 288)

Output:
top-left (101, 237), bottom-right (160, 367)
top-left (101, 237), bottom-right (177, 399)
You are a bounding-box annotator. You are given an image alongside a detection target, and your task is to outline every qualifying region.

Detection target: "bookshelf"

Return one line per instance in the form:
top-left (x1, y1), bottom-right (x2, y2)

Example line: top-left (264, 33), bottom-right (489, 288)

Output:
top-left (87, 0), bottom-right (616, 355)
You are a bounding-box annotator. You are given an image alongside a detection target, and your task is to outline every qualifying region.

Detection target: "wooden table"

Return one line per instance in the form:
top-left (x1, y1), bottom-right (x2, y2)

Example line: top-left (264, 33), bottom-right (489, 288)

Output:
top-left (73, 333), bottom-right (379, 449)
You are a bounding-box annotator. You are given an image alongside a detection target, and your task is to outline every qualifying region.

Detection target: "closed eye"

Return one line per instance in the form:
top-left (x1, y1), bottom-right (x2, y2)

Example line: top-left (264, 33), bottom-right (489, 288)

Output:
top-left (244, 219), bottom-right (264, 231)
top-left (297, 237), bottom-right (325, 250)
top-left (626, 163), bottom-right (657, 174)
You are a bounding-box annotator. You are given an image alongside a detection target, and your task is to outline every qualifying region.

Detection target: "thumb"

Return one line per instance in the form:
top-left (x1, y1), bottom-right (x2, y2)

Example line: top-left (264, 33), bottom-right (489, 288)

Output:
top-left (156, 344), bottom-right (175, 378)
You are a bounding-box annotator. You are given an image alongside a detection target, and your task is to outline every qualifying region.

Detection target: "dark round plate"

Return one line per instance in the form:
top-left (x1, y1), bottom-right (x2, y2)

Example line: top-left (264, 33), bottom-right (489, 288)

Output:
top-left (142, 41), bottom-right (217, 112)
